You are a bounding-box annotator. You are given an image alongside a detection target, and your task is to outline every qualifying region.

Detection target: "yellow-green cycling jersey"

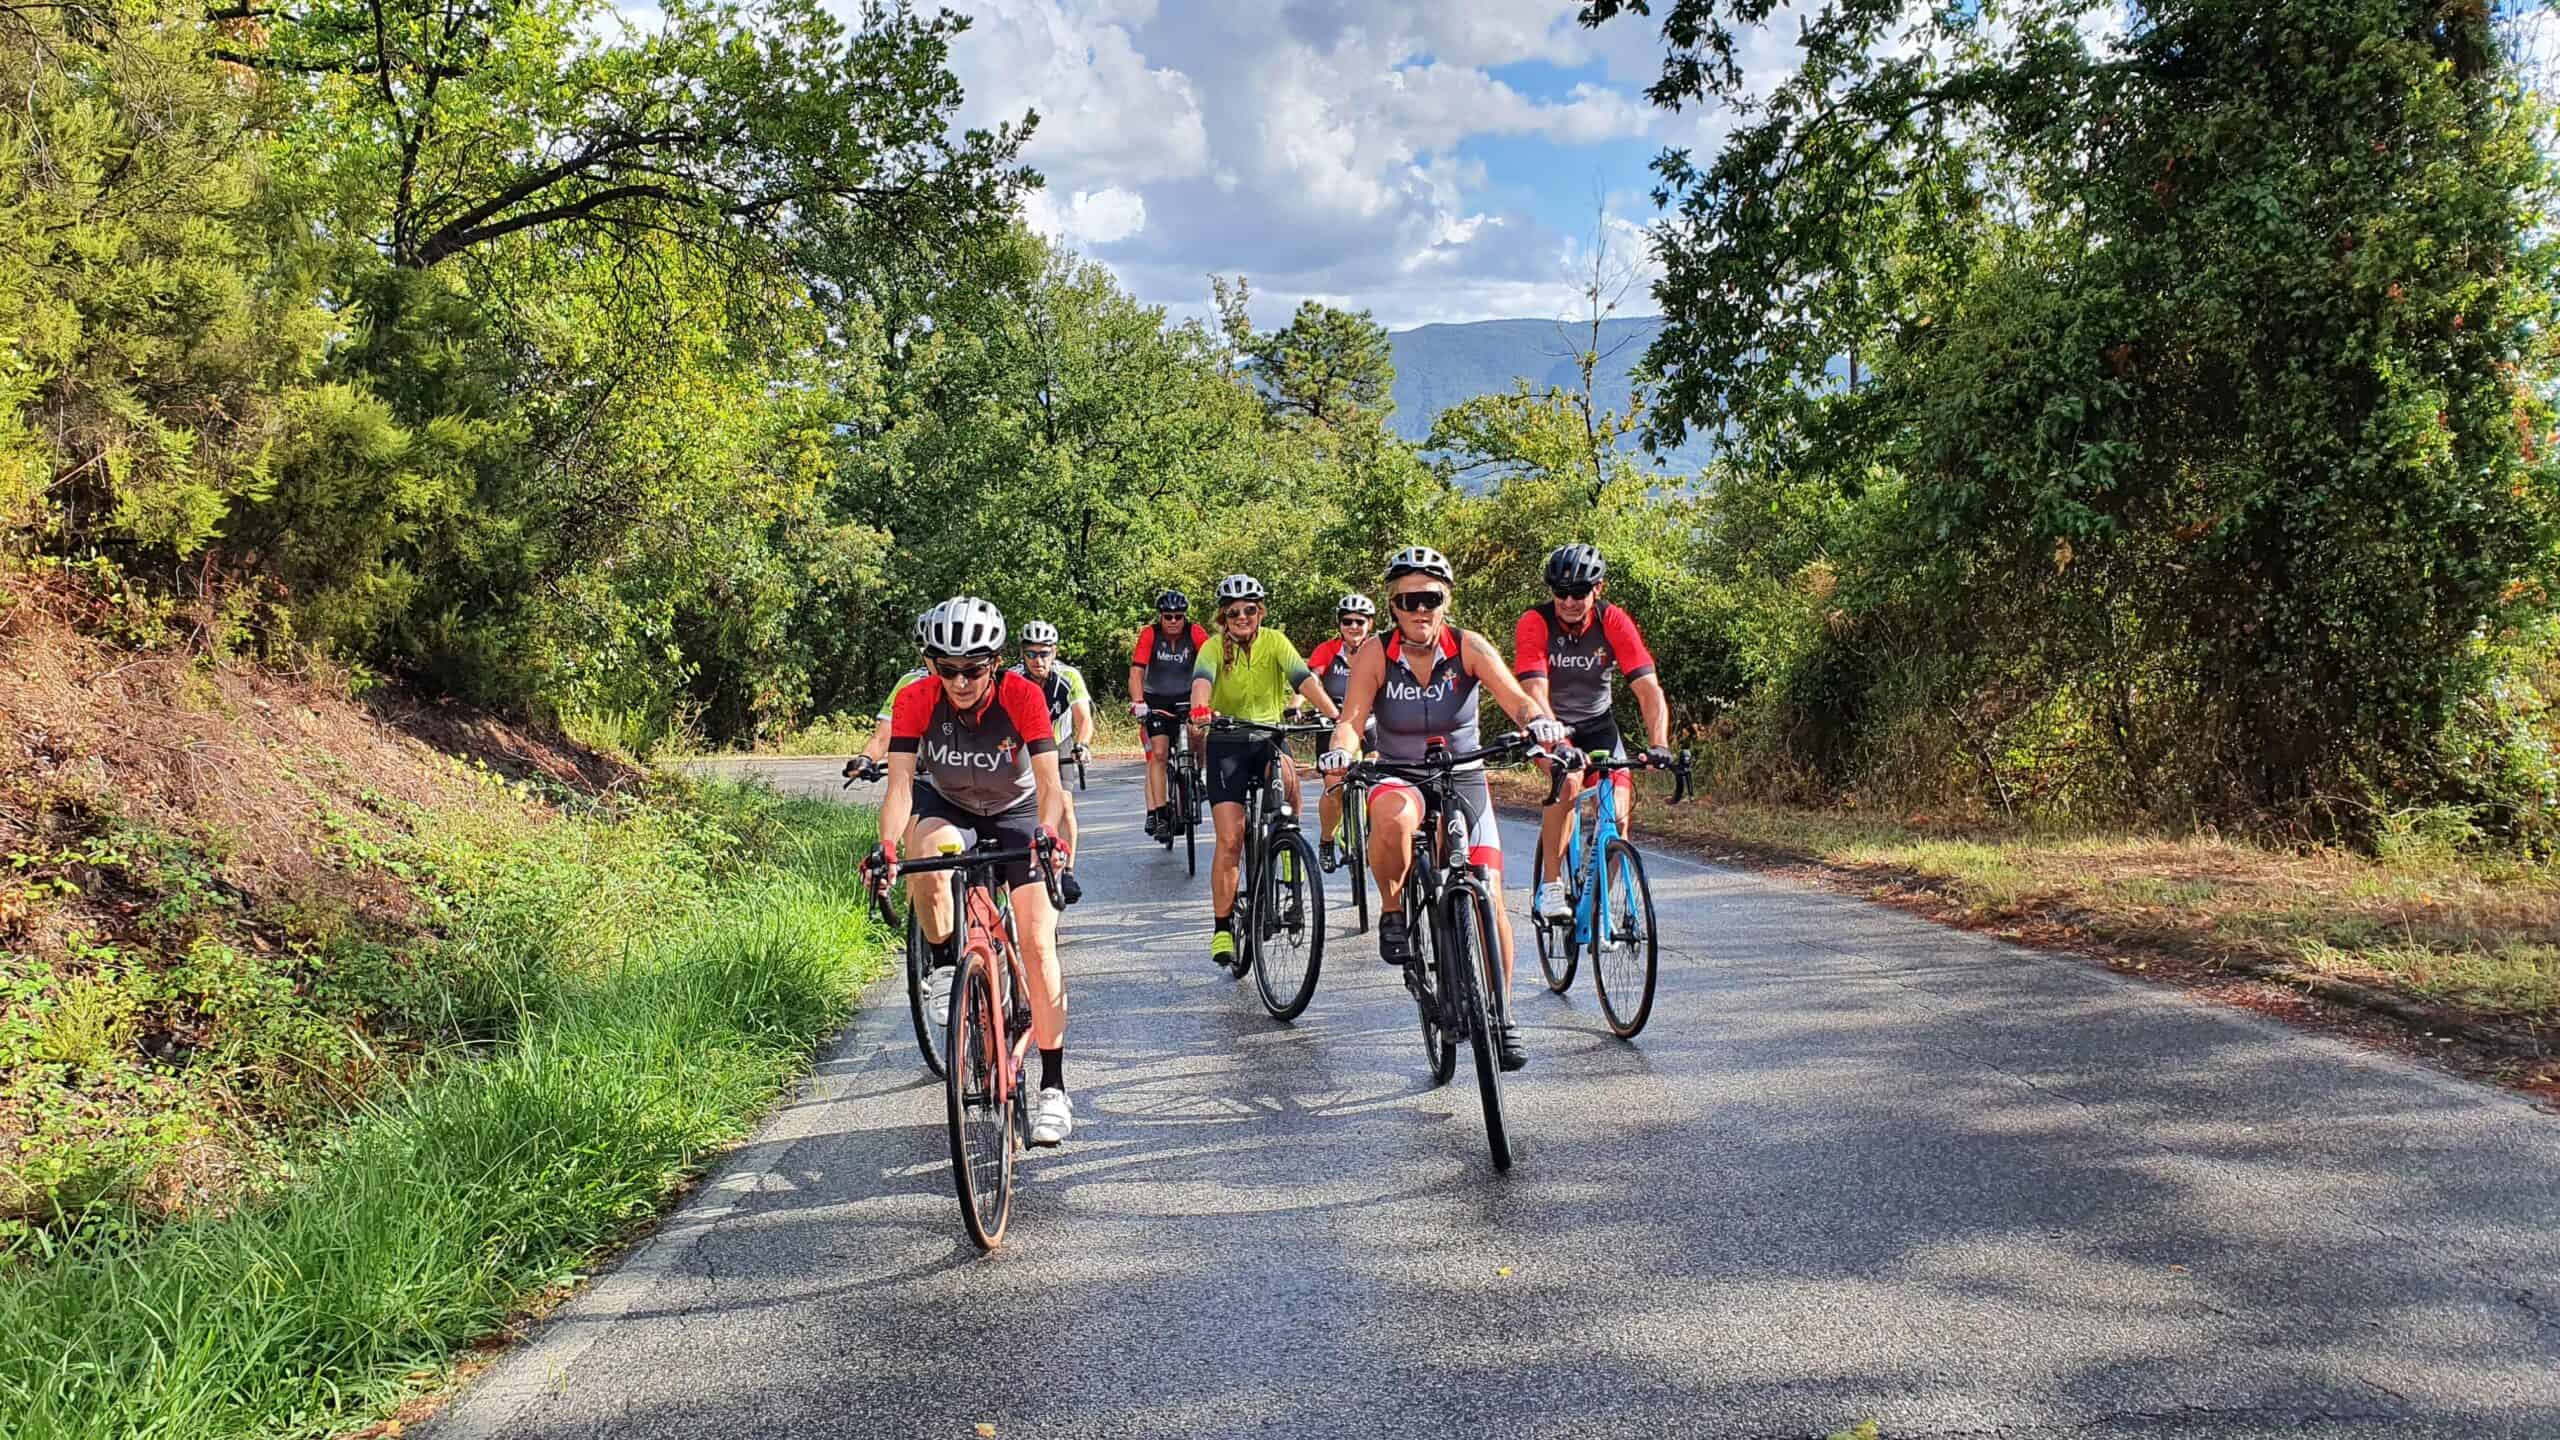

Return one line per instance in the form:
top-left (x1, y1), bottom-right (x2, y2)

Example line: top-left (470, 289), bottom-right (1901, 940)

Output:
top-left (873, 668), bottom-right (927, 724)
top-left (1192, 630), bottom-right (1314, 725)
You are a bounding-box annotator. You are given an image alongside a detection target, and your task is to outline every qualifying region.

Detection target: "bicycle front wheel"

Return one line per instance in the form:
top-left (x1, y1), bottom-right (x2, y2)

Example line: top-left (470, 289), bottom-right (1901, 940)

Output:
top-left (905, 873), bottom-right (960, 1077)
top-left (1253, 826), bottom-right (1325, 1020)
top-left (1444, 882), bottom-right (1512, 1170)
top-left (945, 960), bottom-right (1016, 1250)
top-left (1345, 792), bottom-right (1370, 935)
top-left (1592, 838), bottom-right (1660, 1039)
top-left (1182, 770), bottom-right (1199, 877)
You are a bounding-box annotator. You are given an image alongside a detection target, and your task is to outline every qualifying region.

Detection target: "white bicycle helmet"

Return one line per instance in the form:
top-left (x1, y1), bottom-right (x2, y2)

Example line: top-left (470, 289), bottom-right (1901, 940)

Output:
top-left (1020, 620), bottom-right (1060, 647)
top-left (919, 595), bottom-right (1006, 657)
top-left (1337, 593), bottom-right (1376, 617)
top-left (910, 610), bottom-right (929, 648)
top-left (1383, 545), bottom-right (1455, 585)
top-left (1215, 573), bottom-right (1267, 604)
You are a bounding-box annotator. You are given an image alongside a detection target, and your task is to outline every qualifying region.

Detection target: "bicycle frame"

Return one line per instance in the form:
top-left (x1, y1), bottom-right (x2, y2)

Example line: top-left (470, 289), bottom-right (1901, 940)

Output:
top-left (1562, 768), bottom-right (1627, 957)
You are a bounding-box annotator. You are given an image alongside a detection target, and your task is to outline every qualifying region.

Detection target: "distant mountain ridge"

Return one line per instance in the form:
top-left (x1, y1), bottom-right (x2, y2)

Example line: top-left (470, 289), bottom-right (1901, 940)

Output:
top-left (1384, 316), bottom-right (1716, 477)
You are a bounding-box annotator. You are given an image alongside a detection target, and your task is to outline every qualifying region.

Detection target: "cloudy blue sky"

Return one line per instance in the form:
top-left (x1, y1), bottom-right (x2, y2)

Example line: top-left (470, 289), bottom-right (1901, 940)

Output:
top-left (936, 1), bottom-right (1753, 331)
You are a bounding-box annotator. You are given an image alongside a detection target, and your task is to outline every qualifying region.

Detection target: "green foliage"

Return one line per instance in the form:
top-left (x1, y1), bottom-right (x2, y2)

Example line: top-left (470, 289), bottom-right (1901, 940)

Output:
top-left (0, 783), bottom-right (886, 1440)
top-left (1588, 0), bottom-right (2560, 837)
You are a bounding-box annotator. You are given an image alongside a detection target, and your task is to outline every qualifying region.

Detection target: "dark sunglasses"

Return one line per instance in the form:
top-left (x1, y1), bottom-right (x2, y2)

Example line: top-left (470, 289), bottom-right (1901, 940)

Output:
top-left (1157, 610), bottom-right (1185, 620)
top-left (1390, 590), bottom-right (1449, 613)
top-left (1223, 605), bottom-right (1264, 620)
top-left (932, 659), bottom-right (996, 681)
top-left (1337, 615), bottom-right (1369, 626)
top-left (1022, 647), bottom-right (1055, 659)
top-left (1550, 584), bottom-right (1596, 601)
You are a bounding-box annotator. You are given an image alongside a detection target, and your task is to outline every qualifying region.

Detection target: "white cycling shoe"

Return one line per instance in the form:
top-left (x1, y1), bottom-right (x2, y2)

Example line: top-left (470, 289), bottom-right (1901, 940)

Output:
top-left (1030, 1088), bottom-right (1075, 1146)
top-left (1535, 881), bottom-right (1570, 919)
top-left (924, 965), bottom-right (954, 1029)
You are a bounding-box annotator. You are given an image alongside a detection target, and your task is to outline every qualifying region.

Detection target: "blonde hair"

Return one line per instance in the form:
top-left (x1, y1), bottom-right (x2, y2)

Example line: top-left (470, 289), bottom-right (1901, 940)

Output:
top-left (1219, 605), bottom-right (1260, 672)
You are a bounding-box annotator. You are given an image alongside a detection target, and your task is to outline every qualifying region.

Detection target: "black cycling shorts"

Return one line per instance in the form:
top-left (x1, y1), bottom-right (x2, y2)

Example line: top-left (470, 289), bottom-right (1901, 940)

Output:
top-left (908, 784), bottom-right (1044, 891)
top-left (1567, 715), bottom-right (1625, 761)
top-left (1143, 698), bottom-right (1189, 742)
top-left (1205, 736), bottom-right (1279, 809)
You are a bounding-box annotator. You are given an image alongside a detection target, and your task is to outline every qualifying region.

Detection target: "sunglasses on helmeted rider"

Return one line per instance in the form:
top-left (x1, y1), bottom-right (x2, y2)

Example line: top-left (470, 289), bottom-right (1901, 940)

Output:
top-left (933, 659), bottom-right (996, 681)
top-left (1550, 583), bottom-right (1596, 601)
top-left (1223, 604), bottom-right (1264, 620)
top-left (1022, 647), bottom-right (1055, 659)
top-left (1338, 615), bottom-right (1369, 626)
top-left (1390, 590), bottom-right (1449, 613)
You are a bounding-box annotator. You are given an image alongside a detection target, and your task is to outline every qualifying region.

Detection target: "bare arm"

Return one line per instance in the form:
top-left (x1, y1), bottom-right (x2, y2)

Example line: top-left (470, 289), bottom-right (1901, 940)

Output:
top-left (1630, 673), bottom-right (1671, 750)
top-left (1327, 643), bottom-right (1385, 759)
top-left (1031, 751), bottom-right (1067, 855)
top-left (878, 753), bottom-right (917, 857)
top-left (1071, 702), bottom-right (1094, 747)
top-left (1294, 673), bottom-right (1340, 722)
top-left (1463, 630), bottom-right (1556, 731)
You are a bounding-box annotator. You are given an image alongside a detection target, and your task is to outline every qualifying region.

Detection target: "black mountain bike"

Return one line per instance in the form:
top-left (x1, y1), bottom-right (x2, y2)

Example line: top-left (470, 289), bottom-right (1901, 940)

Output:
top-left (1207, 717), bottom-right (1331, 1020)
top-left (1344, 732), bottom-right (1564, 1172)
top-left (1159, 725), bottom-right (1203, 876)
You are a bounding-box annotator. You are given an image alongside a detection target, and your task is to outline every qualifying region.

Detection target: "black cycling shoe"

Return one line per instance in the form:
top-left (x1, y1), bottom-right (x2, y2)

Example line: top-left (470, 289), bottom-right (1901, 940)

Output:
top-left (1377, 910), bottom-right (1414, 967)
top-left (1320, 840), bottom-right (1340, 873)
top-left (1496, 1019), bottom-right (1527, 1072)
top-left (1059, 868), bottom-right (1083, 906)
top-left (1143, 808), bottom-right (1165, 840)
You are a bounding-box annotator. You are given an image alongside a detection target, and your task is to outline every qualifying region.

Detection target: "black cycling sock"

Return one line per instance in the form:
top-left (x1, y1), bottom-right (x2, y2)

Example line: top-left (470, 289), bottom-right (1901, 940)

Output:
top-left (1214, 914), bottom-right (1233, 934)
top-left (1040, 1047), bottom-right (1064, 1091)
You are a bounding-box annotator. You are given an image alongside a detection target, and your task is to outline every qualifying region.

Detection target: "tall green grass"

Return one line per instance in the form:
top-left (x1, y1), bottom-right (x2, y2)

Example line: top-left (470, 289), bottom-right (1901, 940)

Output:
top-left (0, 784), bottom-right (885, 1440)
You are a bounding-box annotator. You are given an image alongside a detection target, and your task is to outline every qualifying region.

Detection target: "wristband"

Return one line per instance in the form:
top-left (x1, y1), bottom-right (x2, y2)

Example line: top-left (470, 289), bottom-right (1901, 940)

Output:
top-left (1190, 705), bottom-right (1213, 725)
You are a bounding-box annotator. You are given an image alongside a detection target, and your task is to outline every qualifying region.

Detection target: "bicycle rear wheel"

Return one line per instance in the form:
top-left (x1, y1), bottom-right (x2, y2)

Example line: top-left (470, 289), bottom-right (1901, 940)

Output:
top-left (1253, 826), bottom-right (1325, 1020)
top-left (1592, 838), bottom-right (1660, 1039)
top-left (1532, 848), bottom-right (1577, 994)
top-left (1444, 882), bottom-right (1513, 1171)
top-left (945, 959), bottom-right (1016, 1249)
top-left (905, 873), bottom-right (960, 1077)
top-left (1075, 756), bottom-right (1087, 791)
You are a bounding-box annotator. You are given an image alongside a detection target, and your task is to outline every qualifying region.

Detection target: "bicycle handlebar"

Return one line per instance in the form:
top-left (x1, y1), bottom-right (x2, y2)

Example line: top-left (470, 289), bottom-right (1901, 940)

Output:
top-left (864, 836), bottom-right (1065, 909)
top-left (1208, 716), bottom-right (1337, 740)
top-left (1574, 748), bottom-right (1696, 804)
top-left (1342, 731), bottom-right (1577, 795)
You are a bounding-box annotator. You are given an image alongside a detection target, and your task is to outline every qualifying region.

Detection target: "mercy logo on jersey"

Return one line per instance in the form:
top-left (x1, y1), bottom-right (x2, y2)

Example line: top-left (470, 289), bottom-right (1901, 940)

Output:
top-left (1383, 678), bottom-right (1459, 703)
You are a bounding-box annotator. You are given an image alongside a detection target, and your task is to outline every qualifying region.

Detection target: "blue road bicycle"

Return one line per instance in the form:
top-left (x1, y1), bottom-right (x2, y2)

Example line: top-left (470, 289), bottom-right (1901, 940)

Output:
top-left (1531, 750), bottom-right (1691, 1038)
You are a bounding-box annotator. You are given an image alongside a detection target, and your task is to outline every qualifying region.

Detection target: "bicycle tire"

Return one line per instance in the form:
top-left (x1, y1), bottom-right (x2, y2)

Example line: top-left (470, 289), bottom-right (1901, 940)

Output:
top-left (1445, 880), bottom-right (1513, 1171)
top-left (1075, 756), bottom-right (1086, 791)
top-left (1532, 848), bottom-right (1577, 994)
top-left (945, 959), bottom-right (1015, 1249)
top-left (1592, 838), bottom-right (1660, 1039)
top-left (1182, 768), bottom-right (1199, 877)
top-left (1411, 875), bottom-right (1457, 1086)
top-left (1253, 825), bottom-right (1325, 1020)
top-left (1345, 789), bottom-right (1370, 935)
top-left (904, 904), bottom-right (944, 1077)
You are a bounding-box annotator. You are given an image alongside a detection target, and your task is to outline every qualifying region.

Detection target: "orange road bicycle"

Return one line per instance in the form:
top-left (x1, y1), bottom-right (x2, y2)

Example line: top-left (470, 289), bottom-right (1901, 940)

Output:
top-left (865, 833), bottom-right (1065, 1250)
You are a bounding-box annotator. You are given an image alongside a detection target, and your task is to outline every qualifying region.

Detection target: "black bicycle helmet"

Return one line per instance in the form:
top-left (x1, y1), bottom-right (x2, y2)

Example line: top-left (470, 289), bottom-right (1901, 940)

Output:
top-left (1383, 545), bottom-right (1455, 585)
top-left (1545, 544), bottom-right (1606, 589)
top-left (1155, 589), bottom-right (1190, 614)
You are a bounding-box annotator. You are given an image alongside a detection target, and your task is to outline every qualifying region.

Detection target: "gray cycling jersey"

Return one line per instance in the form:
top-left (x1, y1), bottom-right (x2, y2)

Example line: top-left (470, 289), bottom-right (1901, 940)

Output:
top-left (1369, 626), bottom-right (1484, 768)
top-left (886, 670), bottom-right (1055, 816)
top-left (1135, 621), bottom-right (1206, 702)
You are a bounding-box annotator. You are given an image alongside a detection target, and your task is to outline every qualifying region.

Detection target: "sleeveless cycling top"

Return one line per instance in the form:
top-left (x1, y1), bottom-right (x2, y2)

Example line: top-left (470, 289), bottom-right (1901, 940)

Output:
top-left (1134, 621), bottom-right (1209, 701)
top-left (1370, 626), bottom-right (1483, 768)
top-left (886, 670), bottom-right (1057, 816)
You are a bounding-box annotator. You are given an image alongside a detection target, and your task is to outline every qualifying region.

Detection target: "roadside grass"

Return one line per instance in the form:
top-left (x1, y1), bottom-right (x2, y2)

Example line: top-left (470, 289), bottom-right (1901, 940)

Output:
top-left (0, 781), bottom-right (886, 1440)
top-left (1489, 776), bottom-right (2560, 1031)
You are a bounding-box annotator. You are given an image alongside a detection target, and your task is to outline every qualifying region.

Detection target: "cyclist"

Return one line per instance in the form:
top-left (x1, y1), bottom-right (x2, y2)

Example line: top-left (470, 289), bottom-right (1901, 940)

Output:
top-left (845, 612), bottom-right (931, 781)
top-left (1128, 590), bottom-right (1209, 841)
top-left (1321, 547), bottom-right (1568, 1070)
top-left (875, 597), bottom-right (1079, 1145)
top-left (1302, 593), bottom-right (1379, 872)
top-left (1013, 621), bottom-right (1091, 905)
top-left (1514, 544), bottom-right (1673, 923)
top-left (1188, 574), bottom-right (1339, 971)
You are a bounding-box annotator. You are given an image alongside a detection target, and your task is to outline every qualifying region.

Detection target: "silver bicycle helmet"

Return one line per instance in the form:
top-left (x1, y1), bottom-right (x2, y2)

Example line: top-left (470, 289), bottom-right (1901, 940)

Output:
top-left (919, 595), bottom-right (1006, 658)
top-left (1383, 545), bottom-right (1455, 585)
top-left (1337, 593), bottom-right (1377, 617)
top-left (1215, 573), bottom-right (1267, 604)
top-left (910, 610), bottom-right (929, 648)
top-left (1020, 620), bottom-right (1060, 647)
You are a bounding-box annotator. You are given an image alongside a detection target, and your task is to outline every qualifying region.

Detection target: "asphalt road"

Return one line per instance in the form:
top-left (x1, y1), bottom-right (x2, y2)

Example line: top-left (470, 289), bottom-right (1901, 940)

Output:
top-left (429, 757), bottom-right (2560, 1440)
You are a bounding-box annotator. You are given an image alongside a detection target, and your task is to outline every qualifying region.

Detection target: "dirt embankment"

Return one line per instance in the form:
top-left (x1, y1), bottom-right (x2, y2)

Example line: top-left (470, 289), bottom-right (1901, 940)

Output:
top-left (0, 575), bottom-right (638, 1223)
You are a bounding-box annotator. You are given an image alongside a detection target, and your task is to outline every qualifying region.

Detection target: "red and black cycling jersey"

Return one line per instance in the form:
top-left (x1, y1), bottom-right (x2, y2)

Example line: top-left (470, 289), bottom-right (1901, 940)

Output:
top-left (1513, 601), bottom-right (1656, 725)
top-left (1306, 635), bottom-right (1374, 707)
top-left (886, 670), bottom-right (1057, 816)
top-left (1367, 626), bottom-right (1484, 767)
top-left (1132, 620), bottom-right (1210, 702)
